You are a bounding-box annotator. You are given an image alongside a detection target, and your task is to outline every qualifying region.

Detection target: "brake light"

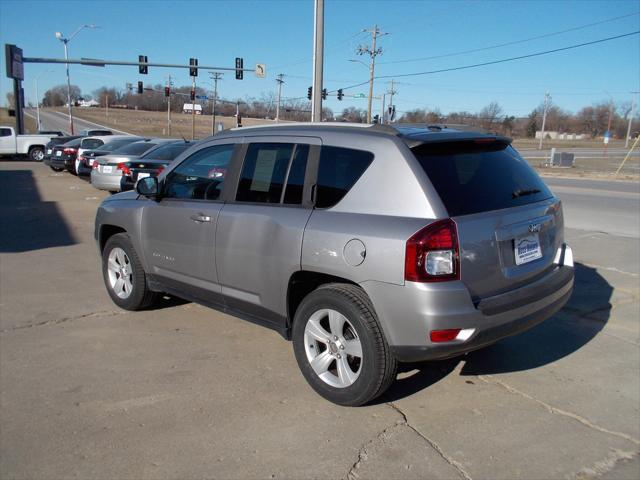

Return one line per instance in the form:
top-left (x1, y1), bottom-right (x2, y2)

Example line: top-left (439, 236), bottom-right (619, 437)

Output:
top-left (92, 161), bottom-right (99, 170)
top-left (63, 148), bottom-right (77, 154)
top-left (117, 163), bottom-right (131, 175)
top-left (430, 329), bottom-right (461, 342)
top-left (156, 166), bottom-right (165, 175)
top-left (405, 218), bottom-right (459, 282)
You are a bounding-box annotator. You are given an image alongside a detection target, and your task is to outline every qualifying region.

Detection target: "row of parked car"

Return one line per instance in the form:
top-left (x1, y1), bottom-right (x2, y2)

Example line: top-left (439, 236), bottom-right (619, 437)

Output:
top-left (42, 130), bottom-right (193, 193)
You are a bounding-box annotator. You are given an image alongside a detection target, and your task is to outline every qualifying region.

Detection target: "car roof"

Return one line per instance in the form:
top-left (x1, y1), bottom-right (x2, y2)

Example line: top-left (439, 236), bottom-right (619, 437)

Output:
top-left (221, 122), bottom-right (511, 147)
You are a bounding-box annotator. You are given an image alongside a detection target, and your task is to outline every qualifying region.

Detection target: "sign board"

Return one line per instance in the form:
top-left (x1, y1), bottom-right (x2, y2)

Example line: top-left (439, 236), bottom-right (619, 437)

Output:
top-left (196, 95), bottom-right (208, 100)
top-left (255, 64), bottom-right (266, 78)
top-left (603, 130), bottom-right (610, 144)
top-left (5, 44), bottom-right (24, 80)
top-left (354, 93), bottom-right (365, 98)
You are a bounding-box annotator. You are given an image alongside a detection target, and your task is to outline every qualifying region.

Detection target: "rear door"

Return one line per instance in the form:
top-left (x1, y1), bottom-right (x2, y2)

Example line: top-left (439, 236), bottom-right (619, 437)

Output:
top-left (412, 140), bottom-right (563, 300)
top-left (140, 142), bottom-right (238, 301)
top-left (215, 136), bottom-right (319, 326)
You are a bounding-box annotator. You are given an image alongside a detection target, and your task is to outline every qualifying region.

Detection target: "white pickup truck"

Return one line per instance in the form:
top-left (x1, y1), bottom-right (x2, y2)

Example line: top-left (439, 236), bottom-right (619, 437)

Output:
top-left (0, 126), bottom-right (57, 161)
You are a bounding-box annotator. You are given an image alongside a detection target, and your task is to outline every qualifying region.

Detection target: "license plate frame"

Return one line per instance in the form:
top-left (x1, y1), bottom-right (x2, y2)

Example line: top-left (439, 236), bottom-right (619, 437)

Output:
top-left (137, 172), bottom-right (150, 180)
top-left (514, 233), bottom-right (542, 265)
top-left (102, 165), bottom-right (113, 174)
top-left (56, 151), bottom-right (62, 156)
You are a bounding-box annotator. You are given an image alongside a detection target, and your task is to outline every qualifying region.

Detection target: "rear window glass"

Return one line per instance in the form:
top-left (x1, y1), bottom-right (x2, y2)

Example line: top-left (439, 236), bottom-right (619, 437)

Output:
top-left (141, 142), bottom-right (192, 161)
top-left (316, 146), bottom-right (373, 209)
top-left (413, 141), bottom-right (553, 217)
top-left (96, 139), bottom-right (136, 151)
top-left (61, 138), bottom-right (82, 147)
top-left (114, 142), bottom-right (156, 155)
top-left (81, 138), bottom-right (104, 149)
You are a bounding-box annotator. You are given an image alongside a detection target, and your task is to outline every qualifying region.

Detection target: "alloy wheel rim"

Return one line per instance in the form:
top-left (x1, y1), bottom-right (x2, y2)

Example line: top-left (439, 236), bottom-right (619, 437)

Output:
top-left (107, 247), bottom-right (134, 299)
top-left (303, 308), bottom-right (362, 388)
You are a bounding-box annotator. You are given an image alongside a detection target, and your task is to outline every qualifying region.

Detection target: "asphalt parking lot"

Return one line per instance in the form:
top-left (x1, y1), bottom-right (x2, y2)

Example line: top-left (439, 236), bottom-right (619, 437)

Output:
top-left (1, 161), bottom-right (639, 479)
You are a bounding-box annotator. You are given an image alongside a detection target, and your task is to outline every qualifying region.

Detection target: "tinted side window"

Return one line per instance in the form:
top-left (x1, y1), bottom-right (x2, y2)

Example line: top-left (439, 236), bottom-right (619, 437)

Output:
top-left (236, 143), bottom-right (294, 203)
top-left (81, 138), bottom-right (104, 149)
top-left (283, 145), bottom-right (309, 204)
top-left (0, 128), bottom-right (12, 137)
top-left (315, 146), bottom-right (374, 208)
top-left (164, 144), bottom-right (234, 200)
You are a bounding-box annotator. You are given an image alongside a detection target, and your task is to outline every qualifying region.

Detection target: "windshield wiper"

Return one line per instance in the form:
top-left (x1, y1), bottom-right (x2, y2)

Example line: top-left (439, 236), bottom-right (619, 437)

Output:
top-left (512, 188), bottom-right (541, 199)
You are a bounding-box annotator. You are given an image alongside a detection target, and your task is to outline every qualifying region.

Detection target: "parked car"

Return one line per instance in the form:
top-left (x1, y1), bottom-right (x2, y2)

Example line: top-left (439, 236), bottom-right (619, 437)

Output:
top-left (120, 141), bottom-right (195, 192)
top-left (47, 138), bottom-right (82, 172)
top-left (0, 126), bottom-right (57, 161)
top-left (43, 135), bottom-right (81, 167)
top-left (82, 137), bottom-right (146, 169)
top-left (79, 129), bottom-right (113, 136)
top-left (91, 139), bottom-right (177, 192)
top-left (95, 123), bottom-right (574, 406)
top-left (75, 135), bottom-right (138, 176)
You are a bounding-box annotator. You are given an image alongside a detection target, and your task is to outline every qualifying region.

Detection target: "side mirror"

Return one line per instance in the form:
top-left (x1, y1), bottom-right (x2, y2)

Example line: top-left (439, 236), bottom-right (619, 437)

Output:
top-left (136, 176), bottom-right (159, 199)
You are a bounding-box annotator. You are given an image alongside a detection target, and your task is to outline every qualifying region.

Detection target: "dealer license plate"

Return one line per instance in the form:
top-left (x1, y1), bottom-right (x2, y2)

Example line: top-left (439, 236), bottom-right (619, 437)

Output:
top-left (514, 234), bottom-right (542, 265)
top-left (56, 151), bottom-right (62, 156)
top-left (102, 165), bottom-right (113, 173)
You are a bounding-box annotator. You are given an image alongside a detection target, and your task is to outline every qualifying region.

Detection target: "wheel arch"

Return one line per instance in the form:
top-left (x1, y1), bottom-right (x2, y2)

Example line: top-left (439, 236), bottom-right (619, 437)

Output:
top-left (99, 224), bottom-right (127, 253)
top-left (286, 270), bottom-right (361, 337)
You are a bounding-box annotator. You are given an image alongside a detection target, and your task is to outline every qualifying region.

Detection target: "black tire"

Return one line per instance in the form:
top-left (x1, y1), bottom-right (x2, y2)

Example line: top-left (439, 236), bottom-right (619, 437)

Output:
top-left (292, 283), bottom-right (397, 406)
top-left (29, 147), bottom-right (45, 161)
top-left (49, 166), bottom-right (64, 172)
top-left (102, 233), bottom-right (159, 310)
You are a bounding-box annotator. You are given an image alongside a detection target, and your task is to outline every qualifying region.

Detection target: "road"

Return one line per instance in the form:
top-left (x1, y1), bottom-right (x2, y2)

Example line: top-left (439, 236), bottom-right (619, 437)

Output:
top-left (24, 108), bottom-right (131, 135)
top-left (544, 176), bottom-right (640, 239)
top-left (0, 163), bottom-right (638, 479)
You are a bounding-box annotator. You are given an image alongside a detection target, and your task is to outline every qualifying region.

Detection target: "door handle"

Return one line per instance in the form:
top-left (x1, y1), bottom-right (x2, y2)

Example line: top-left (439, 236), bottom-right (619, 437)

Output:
top-left (190, 213), bottom-right (211, 223)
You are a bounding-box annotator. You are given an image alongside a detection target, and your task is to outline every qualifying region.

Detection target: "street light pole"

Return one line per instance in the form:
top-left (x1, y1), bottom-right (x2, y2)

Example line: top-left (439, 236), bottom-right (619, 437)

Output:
top-left (55, 24), bottom-right (98, 135)
top-left (538, 92), bottom-right (550, 150)
top-left (311, 0), bottom-right (324, 122)
top-left (275, 73), bottom-right (284, 123)
top-left (209, 72), bottom-right (222, 135)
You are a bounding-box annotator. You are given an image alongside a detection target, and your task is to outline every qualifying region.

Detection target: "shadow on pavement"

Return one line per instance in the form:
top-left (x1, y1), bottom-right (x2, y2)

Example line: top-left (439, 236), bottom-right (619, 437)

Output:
top-left (0, 169), bottom-right (77, 252)
top-left (377, 262), bottom-right (611, 403)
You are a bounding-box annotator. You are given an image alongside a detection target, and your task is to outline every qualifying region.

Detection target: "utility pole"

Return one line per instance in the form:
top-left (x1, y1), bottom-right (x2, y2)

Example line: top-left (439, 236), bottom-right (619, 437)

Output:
top-left (538, 92), bottom-right (551, 150)
top-left (105, 93), bottom-right (108, 118)
top-left (275, 73), bottom-right (285, 123)
top-left (357, 25), bottom-right (387, 123)
top-left (625, 92), bottom-right (638, 149)
top-left (387, 79), bottom-right (397, 123)
top-left (191, 75), bottom-right (196, 140)
top-left (209, 72), bottom-right (223, 135)
top-left (166, 74), bottom-right (172, 137)
top-left (311, 0), bottom-right (324, 122)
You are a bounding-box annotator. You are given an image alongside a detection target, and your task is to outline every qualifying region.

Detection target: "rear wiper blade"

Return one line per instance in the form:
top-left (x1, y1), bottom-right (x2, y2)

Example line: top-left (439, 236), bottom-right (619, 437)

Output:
top-left (512, 188), bottom-right (540, 199)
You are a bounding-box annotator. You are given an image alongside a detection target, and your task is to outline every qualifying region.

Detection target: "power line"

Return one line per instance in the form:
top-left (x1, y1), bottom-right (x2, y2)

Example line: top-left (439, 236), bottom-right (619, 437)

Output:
top-left (332, 30), bottom-right (640, 92)
top-left (378, 11), bottom-right (640, 65)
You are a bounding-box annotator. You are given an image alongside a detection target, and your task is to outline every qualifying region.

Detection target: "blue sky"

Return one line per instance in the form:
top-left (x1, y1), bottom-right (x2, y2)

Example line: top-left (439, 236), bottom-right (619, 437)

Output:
top-left (1, 0), bottom-right (639, 117)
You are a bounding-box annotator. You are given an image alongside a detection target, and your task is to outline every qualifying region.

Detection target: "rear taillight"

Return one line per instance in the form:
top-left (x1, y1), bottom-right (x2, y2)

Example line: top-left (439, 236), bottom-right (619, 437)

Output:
top-left (117, 163), bottom-right (131, 175)
top-left (156, 166), bottom-right (165, 175)
top-left (92, 161), bottom-right (99, 170)
top-left (405, 218), bottom-right (459, 282)
top-left (63, 148), bottom-right (77, 154)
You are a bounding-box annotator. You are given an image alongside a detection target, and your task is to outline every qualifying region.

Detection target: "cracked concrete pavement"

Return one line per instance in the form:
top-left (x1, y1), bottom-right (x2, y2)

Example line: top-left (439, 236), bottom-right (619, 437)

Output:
top-left (1, 162), bottom-right (638, 479)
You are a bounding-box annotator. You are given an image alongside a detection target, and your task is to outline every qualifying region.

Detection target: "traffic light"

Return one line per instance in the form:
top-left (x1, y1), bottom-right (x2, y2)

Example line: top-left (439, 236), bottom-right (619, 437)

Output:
top-left (164, 86), bottom-right (170, 97)
top-left (307, 86), bottom-right (312, 100)
top-left (322, 88), bottom-right (327, 100)
top-left (337, 89), bottom-right (344, 101)
top-left (235, 57), bottom-right (243, 80)
top-left (372, 114), bottom-right (380, 124)
top-left (190, 90), bottom-right (195, 101)
top-left (137, 81), bottom-right (143, 94)
top-left (189, 58), bottom-right (198, 77)
top-left (138, 55), bottom-right (148, 74)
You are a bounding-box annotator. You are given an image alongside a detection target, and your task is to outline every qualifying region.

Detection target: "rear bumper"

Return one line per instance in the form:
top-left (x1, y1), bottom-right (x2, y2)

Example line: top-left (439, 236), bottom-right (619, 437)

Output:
top-left (91, 171), bottom-right (121, 192)
top-left (48, 157), bottom-right (66, 169)
top-left (362, 244), bottom-right (574, 363)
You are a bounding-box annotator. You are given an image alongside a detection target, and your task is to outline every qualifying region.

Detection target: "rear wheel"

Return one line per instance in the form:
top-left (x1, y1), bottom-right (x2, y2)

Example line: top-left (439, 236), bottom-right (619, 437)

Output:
top-left (102, 233), bottom-right (159, 310)
top-left (49, 166), bottom-right (64, 172)
top-left (292, 283), bottom-right (397, 406)
top-left (29, 147), bottom-right (44, 161)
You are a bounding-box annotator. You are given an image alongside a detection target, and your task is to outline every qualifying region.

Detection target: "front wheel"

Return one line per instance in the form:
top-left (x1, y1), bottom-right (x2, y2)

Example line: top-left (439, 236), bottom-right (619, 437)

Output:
top-left (102, 233), bottom-right (159, 310)
top-left (29, 147), bottom-right (44, 161)
top-left (292, 283), bottom-right (397, 406)
top-left (49, 166), bottom-right (64, 172)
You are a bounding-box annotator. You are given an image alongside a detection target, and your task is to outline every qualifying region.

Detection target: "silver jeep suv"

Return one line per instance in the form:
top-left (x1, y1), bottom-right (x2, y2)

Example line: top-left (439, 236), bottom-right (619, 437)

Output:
top-left (95, 123), bottom-right (574, 406)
